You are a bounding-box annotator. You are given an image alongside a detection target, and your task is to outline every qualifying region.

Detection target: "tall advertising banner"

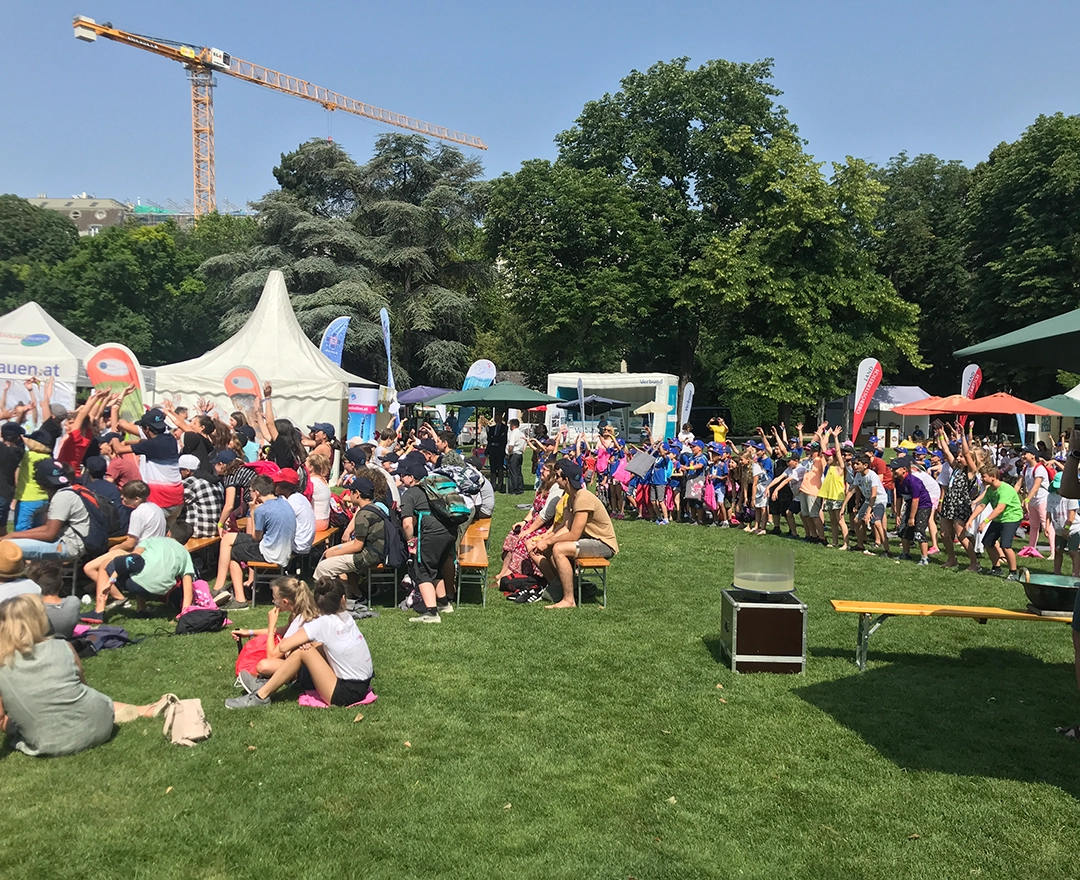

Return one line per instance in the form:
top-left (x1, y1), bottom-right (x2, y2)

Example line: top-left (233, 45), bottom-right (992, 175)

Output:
top-left (957, 364), bottom-right (982, 429)
top-left (1015, 413), bottom-right (1026, 443)
top-left (458, 359), bottom-right (497, 428)
top-left (347, 385), bottom-right (379, 444)
top-left (851, 358), bottom-right (883, 440)
top-left (680, 382), bottom-right (695, 431)
top-left (379, 308), bottom-right (397, 425)
top-left (319, 316), bottom-right (351, 367)
top-left (86, 343), bottom-right (145, 425)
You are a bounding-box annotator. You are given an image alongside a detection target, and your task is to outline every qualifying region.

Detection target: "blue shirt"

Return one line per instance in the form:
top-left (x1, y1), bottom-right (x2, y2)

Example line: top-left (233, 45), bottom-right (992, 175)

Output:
top-left (253, 496), bottom-right (296, 566)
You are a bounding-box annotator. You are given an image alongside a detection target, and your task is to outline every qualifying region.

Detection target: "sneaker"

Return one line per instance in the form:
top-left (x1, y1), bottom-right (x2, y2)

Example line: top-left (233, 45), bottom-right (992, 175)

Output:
top-left (927, 547), bottom-right (940, 555)
top-left (80, 609), bottom-right (104, 624)
top-left (224, 598), bottom-right (251, 611)
top-left (1005, 571), bottom-right (1020, 581)
top-left (916, 558), bottom-right (929, 566)
top-left (212, 590), bottom-right (232, 607)
top-left (105, 597), bottom-right (129, 613)
top-left (436, 602), bottom-right (454, 615)
top-left (899, 553), bottom-right (913, 561)
top-left (982, 567), bottom-right (1003, 577)
top-left (719, 521), bottom-right (730, 528)
top-left (238, 670), bottom-right (268, 695)
top-left (408, 611), bottom-right (442, 624)
top-left (224, 692), bottom-right (271, 709)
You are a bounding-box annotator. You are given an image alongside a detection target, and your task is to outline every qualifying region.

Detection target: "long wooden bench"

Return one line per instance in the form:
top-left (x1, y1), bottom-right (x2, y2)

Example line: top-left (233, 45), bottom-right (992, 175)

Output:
top-left (456, 536), bottom-right (489, 607)
top-left (243, 528), bottom-right (341, 606)
top-left (831, 599), bottom-right (1071, 671)
top-left (573, 557), bottom-right (610, 607)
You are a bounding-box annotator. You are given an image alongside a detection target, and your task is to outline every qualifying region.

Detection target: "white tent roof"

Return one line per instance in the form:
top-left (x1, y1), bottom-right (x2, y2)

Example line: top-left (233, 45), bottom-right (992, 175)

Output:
top-left (153, 270), bottom-right (376, 432)
top-left (829, 385), bottom-right (931, 411)
top-left (0, 300), bottom-right (95, 385)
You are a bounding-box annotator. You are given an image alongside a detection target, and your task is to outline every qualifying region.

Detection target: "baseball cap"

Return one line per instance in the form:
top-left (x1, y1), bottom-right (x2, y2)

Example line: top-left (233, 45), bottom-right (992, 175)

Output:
top-left (869, 435), bottom-right (880, 444)
top-left (109, 553), bottom-right (146, 580)
top-left (417, 438), bottom-right (439, 454)
top-left (1, 422), bottom-right (25, 441)
top-left (344, 446), bottom-right (367, 467)
top-left (237, 425), bottom-right (256, 443)
top-left (915, 446), bottom-right (929, 455)
top-left (49, 403), bottom-right (69, 420)
top-left (555, 459), bottom-right (583, 483)
top-left (1020, 444), bottom-right (1039, 455)
top-left (213, 449), bottom-right (238, 465)
top-left (135, 408), bottom-right (168, 432)
top-left (178, 454), bottom-right (201, 471)
top-left (381, 452), bottom-right (399, 464)
top-left (352, 476), bottom-right (376, 498)
top-left (889, 456), bottom-right (913, 471)
top-left (84, 455), bottom-right (108, 478)
top-left (308, 422), bottom-right (336, 440)
top-left (396, 455), bottom-right (427, 480)
top-left (33, 458), bottom-right (70, 489)
top-left (273, 467), bottom-right (300, 485)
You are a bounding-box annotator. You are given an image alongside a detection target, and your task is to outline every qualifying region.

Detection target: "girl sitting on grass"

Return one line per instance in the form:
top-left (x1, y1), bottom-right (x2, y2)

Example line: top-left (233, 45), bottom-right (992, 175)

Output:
top-left (225, 578), bottom-right (373, 710)
top-left (0, 594), bottom-right (164, 756)
top-left (232, 576), bottom-right (319, 691)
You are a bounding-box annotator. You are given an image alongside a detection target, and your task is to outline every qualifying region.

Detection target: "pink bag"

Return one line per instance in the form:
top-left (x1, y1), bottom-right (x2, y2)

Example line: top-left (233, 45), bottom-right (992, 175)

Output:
top-left (704, 481), bottom-right (717, 512)
top-left (596, 447), bottom-right (610, 474)
top-left (612, 460), bottom-right (631, 487)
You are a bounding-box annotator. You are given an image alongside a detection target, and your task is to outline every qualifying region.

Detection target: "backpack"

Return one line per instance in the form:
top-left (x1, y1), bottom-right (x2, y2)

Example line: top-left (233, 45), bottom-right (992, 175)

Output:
top-left (63, 485), bottom-right (111, 557)
top-left (367, 504), bottom-right (408, 569)
top-left (434, 464), bottom-right (483, 497)
top-left (74, 625), bottom-right (139, 657)
top-left (419, 473), bottom-right (472, 528)
top-left (176, 608), bottom-right (227, 634)
top-left (159, 694), bottom-right (212, 747)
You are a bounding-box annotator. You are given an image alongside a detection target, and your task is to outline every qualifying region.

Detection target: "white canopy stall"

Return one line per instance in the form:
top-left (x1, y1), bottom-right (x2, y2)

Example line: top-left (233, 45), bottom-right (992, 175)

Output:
top-left (825, 384), bottom-right (933, 445)
top-left (153, 270), bottom-right (377, 436)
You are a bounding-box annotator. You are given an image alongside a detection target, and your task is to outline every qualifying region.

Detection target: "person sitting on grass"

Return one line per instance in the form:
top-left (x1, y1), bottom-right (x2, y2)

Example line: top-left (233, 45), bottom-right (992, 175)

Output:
top-left (231, 576), bottom-right (320, 691)
top-left (225, 578), bottom-right (373, 710)
top-left (531, 458), bottom-right (619, 609)
top-left (0, 594), bottom-right (165, 756)
top-left (28, 560), bottom-right (79, 640)
top-left (82, 536), bottom-right (198, 624)
top-left (967, 464), bottom-right (1023, 580)
top-left (81, 479), bottom-right (167, 589)
top-left (0, 542), bottom-right (41, 604)
top-left (213, 474), bottom-right (296, 607)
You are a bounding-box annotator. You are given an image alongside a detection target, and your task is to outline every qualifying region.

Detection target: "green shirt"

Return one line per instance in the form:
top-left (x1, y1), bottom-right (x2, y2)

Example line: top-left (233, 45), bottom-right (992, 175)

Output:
top-left (135, 537), bottom-right (195, 595)
top-left (985, 482), bottom-right (1023, 524)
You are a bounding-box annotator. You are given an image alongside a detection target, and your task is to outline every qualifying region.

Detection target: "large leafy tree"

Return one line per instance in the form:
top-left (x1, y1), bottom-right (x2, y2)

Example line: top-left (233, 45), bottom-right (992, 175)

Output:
top-left (0, 195), bottom-right (80, 265)
top-left (484, 159), bottom-right (673, 383)
top-left (204, 136), bottom-right (489, 387)
top-left (681, 131), bottom-right (923, 415)
top-left (871, 153), bottom-right (972, 391)
top-left (962, 112), bottom-right (1080, 395)
top-left (555, 57), bottom-right (796, 381)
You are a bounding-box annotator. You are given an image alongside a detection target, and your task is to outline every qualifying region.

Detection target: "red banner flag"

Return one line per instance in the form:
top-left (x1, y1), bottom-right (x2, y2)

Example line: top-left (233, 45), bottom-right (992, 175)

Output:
top-left (957, 364), bottom-right (982, 428)
top-left (851, 358), bottom-right (883, 440)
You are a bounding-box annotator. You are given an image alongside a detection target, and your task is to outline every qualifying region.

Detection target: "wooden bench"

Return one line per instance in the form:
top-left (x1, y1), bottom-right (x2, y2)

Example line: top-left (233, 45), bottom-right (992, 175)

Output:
top-left (465, 519), bottom-right (491, 544)
top-left (831, 599), bottom-right (1071, 671)
top-left (365, 563), bottom-right (401, 608)
top-left (456, 536), bottom-right (489, 607)
top-left (573, 557), bottom-right (610, 607)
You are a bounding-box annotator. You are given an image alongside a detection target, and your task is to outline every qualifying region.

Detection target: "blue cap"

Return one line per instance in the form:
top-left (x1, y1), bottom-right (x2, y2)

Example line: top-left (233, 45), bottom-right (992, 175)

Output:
top-left (915, 446), bottom-right (929, 455)
top-left (869, 435), bottom-right (880, 444)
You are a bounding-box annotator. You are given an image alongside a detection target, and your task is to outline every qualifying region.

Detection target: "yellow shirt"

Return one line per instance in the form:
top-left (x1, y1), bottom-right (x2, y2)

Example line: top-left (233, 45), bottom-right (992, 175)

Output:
top-left (709, 424), bottom-right (728, 444)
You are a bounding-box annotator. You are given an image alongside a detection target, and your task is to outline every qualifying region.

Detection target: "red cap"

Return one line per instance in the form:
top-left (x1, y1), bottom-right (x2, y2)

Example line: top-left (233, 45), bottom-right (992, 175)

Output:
top-left (273, 467), bottom-right (300, 485)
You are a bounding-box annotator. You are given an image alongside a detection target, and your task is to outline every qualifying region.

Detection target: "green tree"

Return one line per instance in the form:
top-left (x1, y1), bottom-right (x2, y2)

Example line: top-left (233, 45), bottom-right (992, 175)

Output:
top-left (683, 130), bottom-right (923, 413)
top-left (204, 136), bottom-right (490, 387)
top-left (871, 153), bottom-right (972, 391)
top-left (962, 112), bottom-right (1080, 395)
top-left (0, 195), bottom-right (80, 264)
top-left (484, 160), bottom-right (672, 383)
top-left (555, 57), bottom-right (796, 381)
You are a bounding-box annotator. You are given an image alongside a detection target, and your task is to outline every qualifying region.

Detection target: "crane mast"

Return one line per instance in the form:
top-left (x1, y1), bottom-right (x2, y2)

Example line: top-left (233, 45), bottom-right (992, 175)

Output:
top-left (73, 16), bottom-right (487, 217)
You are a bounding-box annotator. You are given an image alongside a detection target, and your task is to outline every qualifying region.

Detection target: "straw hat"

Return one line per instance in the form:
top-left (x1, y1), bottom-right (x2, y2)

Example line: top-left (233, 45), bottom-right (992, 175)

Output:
top-left (0, 542), bottom-right (27, 580)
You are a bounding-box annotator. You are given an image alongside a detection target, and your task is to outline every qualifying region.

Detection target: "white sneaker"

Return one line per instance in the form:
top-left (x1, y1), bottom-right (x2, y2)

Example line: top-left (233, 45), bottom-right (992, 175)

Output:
top-left (408, 611), bottom-right (442, 624)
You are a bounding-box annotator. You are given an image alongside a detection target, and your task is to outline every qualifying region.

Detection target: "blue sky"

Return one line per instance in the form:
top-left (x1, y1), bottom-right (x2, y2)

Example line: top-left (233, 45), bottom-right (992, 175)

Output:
top-left (3, 1), bottom-right (1079, 208)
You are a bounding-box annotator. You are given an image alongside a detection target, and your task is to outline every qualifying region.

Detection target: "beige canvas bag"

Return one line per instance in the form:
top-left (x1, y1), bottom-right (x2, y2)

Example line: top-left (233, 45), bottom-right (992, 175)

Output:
top-left (160, 694), bottom-right (212, 746)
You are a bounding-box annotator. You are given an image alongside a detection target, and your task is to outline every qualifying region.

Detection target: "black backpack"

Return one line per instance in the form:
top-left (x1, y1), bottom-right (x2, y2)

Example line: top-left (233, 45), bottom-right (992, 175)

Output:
top-left (63, 485), bottom-right (110, 557)
top-left (367, 504), bottom-right (408, 569)
top-left (176, 609), bottom-right (227, 634)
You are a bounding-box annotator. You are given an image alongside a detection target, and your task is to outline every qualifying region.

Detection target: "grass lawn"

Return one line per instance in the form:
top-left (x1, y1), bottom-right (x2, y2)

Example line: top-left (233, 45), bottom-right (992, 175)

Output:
top-left (5, 494), bottom-right (1080, 879)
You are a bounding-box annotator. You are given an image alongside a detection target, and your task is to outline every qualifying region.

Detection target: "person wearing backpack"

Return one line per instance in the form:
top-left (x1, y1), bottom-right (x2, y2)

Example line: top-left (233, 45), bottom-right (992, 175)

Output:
top-left (1, 459), bottom-right (92, 562)
top-left (398, 454), bottom-right (457, 623)
top-left (313, 476), bottom-right (387, 590)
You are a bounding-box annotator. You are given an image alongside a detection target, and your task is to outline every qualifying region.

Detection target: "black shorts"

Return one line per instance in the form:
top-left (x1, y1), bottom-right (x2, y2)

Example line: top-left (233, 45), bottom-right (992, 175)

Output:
top-left (411, 527), bottom-right (456, 584)
top-left (0, 496), bottom-right (10, 528)
top-left (898, 505), bottom-right (932, 544)
top-left (983, 520), bottom-right (1020, 550)
top-left (331, 677), bottom-right (372, 706)
top-left (231, 532), bottom-right (268, 563)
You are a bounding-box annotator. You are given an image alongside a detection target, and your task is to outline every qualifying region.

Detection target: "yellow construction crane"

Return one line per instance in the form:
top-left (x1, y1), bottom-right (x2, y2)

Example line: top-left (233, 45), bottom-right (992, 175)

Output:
top-left (73, 16), bottom-right (487, 217)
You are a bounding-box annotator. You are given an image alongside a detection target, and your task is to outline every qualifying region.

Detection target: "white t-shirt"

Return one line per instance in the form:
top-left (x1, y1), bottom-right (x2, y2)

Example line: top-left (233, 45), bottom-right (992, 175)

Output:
top-left (783, 464), bottom-right (805, 493)
top-left (286, 493), bottom-right (315, 553)
top-left (751, 463), bottom-right (767, 501)
top-left (1049, 494), bottom-right (1078, 532)
top-left (505, 427), bottom-right (526, 456)
top-left (937, 461), bottom-right (953, 488)
top-left (856, 470), bottom-right (888, 506)
top-left (310, 476), bottom-right (331, 524)
top-left (915, 470), bottom-right (940, 504)
top-left (128, 502), bottom-right (167, 541)
top-left (1024, 464), bottom-right (1050, 505)
top-left (301, 612), bottom-right (373, 681)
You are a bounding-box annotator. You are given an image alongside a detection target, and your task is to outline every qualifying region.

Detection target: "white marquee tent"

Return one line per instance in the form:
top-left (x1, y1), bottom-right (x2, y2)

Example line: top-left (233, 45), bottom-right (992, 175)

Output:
top-left (0, 300), bottom-right (99, 411)
top-left (153, 270), bottom-right (377, 434)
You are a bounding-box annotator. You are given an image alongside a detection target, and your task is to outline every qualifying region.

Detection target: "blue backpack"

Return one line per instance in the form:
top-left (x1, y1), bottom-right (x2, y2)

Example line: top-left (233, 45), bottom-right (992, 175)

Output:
top-left (419, 473), bottom-right (471, 527)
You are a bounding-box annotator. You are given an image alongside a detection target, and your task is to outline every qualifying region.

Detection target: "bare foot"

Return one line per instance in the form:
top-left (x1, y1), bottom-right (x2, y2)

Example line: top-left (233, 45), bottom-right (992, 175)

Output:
top-left (545, 600), bottom-right (576, 609)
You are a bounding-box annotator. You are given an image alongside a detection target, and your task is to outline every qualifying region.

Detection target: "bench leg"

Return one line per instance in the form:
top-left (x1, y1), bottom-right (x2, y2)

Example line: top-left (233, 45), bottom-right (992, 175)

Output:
top-left (855, 613), bottom-right (892, 672)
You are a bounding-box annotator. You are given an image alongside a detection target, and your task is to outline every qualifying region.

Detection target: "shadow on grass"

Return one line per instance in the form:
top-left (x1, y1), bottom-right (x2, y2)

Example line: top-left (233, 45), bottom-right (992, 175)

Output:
top-left (795, 647), bottom-right (1080, 799)
top-left (702, 634), bottom-right (725, 665)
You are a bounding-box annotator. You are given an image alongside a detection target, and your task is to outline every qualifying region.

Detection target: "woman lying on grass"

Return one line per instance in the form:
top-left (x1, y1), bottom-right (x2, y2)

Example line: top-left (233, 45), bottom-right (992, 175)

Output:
top-left (225, 578), bottom-right (373, 710)
top-left (0, 594), bottom-right (164, 756)
top-left (232, 576), bottom-right (319, 685)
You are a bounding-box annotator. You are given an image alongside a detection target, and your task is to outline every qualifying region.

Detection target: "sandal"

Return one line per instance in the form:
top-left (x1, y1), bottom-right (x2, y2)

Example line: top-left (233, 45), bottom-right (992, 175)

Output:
top-left (1056, 725), bottom-right (1080, 739)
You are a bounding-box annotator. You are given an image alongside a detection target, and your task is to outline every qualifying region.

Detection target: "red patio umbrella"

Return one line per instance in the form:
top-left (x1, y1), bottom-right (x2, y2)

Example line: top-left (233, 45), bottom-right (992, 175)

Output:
top-left (890, 395), bottom-right (946, 416)
top-left (941, 392), bottom-right (1060, 416)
